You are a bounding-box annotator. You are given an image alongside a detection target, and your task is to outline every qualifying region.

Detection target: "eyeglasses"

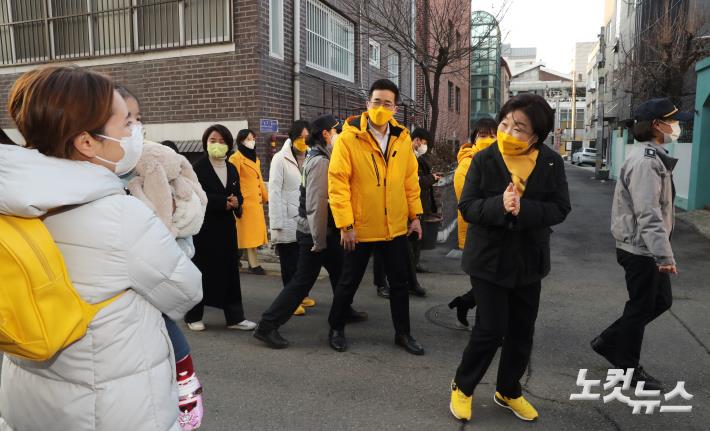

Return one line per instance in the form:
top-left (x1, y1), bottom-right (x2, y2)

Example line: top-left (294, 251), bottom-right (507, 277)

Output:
top-left (369, 100), bottom-right (396, 110)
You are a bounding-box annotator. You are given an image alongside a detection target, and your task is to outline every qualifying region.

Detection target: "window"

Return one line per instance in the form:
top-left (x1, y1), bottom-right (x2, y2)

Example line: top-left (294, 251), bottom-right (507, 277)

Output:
top-left (387, 47), bottom-right (399, 87)
top-left (455, 86), bottom-right (461, 113)
top-left (0, 0), bottom-right (232, 66)
top-left (368, 38), bottom-right (380, 68)
top-left (306, 0), bottom-right (355, 82)
top-left (270, 0), bottom-right (284, 59)
top-left (448, 81), bottom-right (454, 111)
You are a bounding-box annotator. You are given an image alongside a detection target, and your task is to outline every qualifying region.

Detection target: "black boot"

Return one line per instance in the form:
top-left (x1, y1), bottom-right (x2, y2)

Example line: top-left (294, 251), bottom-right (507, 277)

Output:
top-left (328, 328), bottom-right (347, 352)
top-left (448, 296), bottom-right (476, 326)
top-left (395, 333), bottom-right (424, 355)
top-left (253, 323), bottom-right (289, 349)
top-left (631, 366), bottom-right (664, 391)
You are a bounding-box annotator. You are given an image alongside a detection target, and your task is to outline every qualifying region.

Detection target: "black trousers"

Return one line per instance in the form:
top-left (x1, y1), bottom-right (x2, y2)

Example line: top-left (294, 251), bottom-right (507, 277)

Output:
top-left (454, 277), bottom-right (541, 398)
top-left (373, 234), bottom-right (420, 288)
top-left (276, 242), bottom-right (300, 286)
top-left (599, 249), bottom-right (672, 368)
top-left (260, 232), bottom-right (343, 329)
top-left (329, 235), bottom-right (411, 334)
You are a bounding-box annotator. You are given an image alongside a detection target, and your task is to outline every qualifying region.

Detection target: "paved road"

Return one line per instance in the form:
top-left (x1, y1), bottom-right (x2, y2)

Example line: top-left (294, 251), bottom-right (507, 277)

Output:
top-left (186, 163), bottom-right (709, 431)
top-left (4, 164), bottom-right (707, 430)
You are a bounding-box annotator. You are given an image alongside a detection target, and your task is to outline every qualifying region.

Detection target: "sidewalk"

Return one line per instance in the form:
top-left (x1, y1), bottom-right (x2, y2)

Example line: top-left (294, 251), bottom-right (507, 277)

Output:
top-left (676, 208), bottom-right (710, 241)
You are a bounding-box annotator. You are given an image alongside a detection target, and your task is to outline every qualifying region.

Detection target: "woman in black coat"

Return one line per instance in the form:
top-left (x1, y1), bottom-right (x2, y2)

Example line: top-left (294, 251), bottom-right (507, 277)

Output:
top-left (185, 125), bottom-right (256, 331)
top-left (449, 94), bottom-right (571, 423)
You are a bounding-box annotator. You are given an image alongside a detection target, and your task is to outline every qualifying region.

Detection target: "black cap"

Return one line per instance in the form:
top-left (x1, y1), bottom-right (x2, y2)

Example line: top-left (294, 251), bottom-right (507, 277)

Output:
top-left (634, 97), bottom-right (693, 122)
top-left (310, 114), bottom-right (340, 136)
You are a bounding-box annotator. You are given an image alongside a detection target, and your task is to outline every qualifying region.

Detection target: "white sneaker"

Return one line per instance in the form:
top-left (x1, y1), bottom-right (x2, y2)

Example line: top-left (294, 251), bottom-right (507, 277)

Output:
top-left (227, 320), bottom-right (257, 331)
top-left (186, 321), bottom-right (206, 331)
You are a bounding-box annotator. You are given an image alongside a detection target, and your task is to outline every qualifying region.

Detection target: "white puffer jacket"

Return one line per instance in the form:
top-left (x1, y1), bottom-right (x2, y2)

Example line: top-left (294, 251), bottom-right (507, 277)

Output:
top-left (0, 145), bottom-right (202, 431)
top-left (268, 139), bottom-right (303, 244)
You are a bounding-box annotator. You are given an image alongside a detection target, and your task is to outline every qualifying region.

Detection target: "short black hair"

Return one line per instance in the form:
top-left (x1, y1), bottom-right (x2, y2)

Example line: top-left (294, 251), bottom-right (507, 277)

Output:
top-left (202, 124), bottom-right (235, 152)
top-left (497, 94), bottom-right (554, 144)
top-left (470, 117), bottom-right (498, 143)
top-left (288, 120), bottom-right (310, 140)
top-left (411, 127), bottom-right (431, 143)
top-left (161, 140), bottom-right (179, 153)
top-left (236, 128), bottom-right (256, 146)
top-left (115, 84), bottom-right (139, 105)
top-left (630, 120), bottom-right (657, 142)
top-left (369, 79), bottom-right (400, 104)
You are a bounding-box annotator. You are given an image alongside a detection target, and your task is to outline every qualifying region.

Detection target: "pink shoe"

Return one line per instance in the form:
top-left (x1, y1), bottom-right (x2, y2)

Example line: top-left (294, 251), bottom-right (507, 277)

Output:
top-left (178, 374), bottom-right (203, 430)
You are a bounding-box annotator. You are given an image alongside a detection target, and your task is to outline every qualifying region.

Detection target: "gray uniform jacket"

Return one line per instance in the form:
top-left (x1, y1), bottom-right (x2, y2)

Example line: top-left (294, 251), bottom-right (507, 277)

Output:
top-left (297, 144), bottom-right (333, 251)
top-left (611, 141), bottom-right (677, 265)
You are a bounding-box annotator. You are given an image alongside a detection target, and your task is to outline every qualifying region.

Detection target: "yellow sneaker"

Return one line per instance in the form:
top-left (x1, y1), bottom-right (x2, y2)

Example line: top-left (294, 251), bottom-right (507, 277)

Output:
top-left (449, 381), bottom-right (472, 421)
top-left (494, 392), bottom-right (538, 421)
top-left (293, 305), bottom-right (306, 316)
top-left (301, 297), bottom-right (316, 308)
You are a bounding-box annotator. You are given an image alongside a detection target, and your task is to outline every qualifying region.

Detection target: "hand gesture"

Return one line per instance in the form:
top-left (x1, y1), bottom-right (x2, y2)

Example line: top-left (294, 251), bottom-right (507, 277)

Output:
top-left (503, 183), bottom-right (520, 215)
top-left (658, 264), bottom-right (678, 274)
top-left (340, 228), bottom-right (358, 251)
top-left (408, 218), bottom-right (423, 240)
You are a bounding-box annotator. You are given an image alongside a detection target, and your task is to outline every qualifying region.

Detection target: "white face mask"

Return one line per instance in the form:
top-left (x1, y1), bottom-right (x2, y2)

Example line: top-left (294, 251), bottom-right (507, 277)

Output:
top-left (415, 144), bottom-right (428, 157)
top-left (243, 140), bottom-right (256, 149)
top-left (95, 123), bottom-right (144, 176)
top-left (661, 122), bottom-right (681, 144)
top-left (329, 132), bottom-right (339, 147)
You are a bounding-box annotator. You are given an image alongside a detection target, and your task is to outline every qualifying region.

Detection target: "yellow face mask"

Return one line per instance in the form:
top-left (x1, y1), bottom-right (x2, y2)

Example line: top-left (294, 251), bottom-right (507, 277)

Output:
top-left (368, 105), bottom-right (394, 126)
top-left (207, 142), bottom-right (229, 159)
top-left (475, 136), bottom-right (496, 151)
top-left (292, 137), bottom-right (308, 153)
top-left (497, 130), bottom-right (534, 156)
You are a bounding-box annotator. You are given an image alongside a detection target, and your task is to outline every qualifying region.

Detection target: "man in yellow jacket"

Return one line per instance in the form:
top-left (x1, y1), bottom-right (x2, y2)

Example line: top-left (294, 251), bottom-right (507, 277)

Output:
top-left (327, 79), bottom-right (425, 355)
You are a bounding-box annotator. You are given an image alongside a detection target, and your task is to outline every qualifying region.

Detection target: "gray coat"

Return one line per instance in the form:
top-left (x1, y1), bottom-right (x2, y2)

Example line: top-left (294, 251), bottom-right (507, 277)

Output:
top-left (297, 144), bottom-right (334, 251)
top-left (611, 141), bottom-right (677, 265)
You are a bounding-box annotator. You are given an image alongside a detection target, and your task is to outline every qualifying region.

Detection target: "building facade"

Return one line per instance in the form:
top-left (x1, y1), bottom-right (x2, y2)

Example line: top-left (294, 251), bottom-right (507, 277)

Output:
top-left (469, 11), bottom-right (501, 130)
top-left (0, 0), bottom-right (421, 175)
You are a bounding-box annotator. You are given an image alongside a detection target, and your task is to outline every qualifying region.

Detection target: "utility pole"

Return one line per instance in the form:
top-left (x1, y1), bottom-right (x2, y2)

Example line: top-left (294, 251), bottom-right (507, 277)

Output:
top-left (595, 26), bottom-right (606, 179)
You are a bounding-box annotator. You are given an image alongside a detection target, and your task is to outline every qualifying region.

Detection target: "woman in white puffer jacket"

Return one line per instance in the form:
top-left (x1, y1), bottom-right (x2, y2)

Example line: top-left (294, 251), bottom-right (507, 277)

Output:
top-left (0, 66), bottom-right (202, 431)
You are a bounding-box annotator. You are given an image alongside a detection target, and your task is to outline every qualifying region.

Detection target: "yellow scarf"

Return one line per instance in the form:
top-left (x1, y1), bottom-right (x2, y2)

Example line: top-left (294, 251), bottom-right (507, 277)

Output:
top-left (497, 131), bottom-right (539, 196)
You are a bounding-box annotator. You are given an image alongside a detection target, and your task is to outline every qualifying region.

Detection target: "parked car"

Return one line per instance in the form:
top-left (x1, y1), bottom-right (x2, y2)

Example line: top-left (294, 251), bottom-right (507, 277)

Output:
top-left (571, 148), bottom-right (598, 166)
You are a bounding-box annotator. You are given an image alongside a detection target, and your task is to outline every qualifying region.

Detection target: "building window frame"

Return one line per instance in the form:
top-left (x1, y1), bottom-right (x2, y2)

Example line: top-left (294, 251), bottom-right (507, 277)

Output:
top-left (448, 81), bottom-right (454, 111)
top-left (368, 38), bottom-right (380, 68)
top-left (269, 0), bottom-right (284, 59)
top-left (0, 0), bottom-right (232, 67)
top-left (455, 86), bottom-right (461, 113)
top-left (387, 46), bottom-right (399, 87)
top-left (305, 0), bottom-right (355, 82)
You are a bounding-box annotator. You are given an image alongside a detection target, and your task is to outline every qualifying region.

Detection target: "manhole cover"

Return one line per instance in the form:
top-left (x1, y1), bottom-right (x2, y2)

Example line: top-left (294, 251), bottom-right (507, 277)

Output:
top-left (425, 303), bottom-right (474, 331)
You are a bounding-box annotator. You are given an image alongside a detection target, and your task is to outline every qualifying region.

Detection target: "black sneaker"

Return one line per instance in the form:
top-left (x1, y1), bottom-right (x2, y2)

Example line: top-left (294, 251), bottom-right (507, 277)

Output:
top-left (632, 366), bottom-right (663, 391)
top-left (376, 284), bottom-right (390, 298)
top-left (248, 265), bottom-right (266, 275)
top-left (590, 336), bottom-right (618, 367)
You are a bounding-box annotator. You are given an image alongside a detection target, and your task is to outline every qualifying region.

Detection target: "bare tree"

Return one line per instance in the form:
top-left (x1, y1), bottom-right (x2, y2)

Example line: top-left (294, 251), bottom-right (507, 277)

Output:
top-left (617, 0), bottom-right (709, 109)
top-left (345, 0), bottom-right (509, 140)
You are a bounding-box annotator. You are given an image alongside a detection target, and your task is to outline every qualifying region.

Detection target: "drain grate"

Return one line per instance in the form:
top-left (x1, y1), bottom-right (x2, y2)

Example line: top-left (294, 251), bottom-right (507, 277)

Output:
top-left (425, 304), bottom-right (474, 331)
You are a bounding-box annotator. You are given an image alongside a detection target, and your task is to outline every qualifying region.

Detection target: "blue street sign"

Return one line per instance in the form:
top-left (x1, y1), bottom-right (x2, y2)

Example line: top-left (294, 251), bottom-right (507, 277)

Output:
top-left (260, 119), bottom-right (279, 133)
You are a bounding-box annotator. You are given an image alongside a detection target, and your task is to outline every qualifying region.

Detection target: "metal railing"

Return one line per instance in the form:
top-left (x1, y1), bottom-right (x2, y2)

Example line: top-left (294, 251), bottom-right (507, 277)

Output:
top-left (0, 0), bottom-right (232, 66)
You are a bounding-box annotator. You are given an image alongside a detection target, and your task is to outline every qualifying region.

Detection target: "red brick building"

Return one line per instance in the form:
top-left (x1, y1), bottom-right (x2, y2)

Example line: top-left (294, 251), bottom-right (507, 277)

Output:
top-left (0, 0), bottom-right (422, 176)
